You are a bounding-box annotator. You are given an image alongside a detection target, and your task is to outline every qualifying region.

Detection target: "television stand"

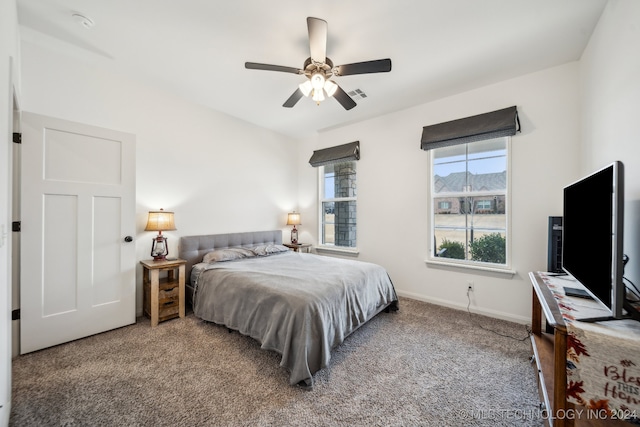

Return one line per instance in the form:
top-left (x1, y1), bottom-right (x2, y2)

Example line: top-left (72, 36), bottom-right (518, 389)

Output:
top-left (529, 272), bottom-right (636, 426)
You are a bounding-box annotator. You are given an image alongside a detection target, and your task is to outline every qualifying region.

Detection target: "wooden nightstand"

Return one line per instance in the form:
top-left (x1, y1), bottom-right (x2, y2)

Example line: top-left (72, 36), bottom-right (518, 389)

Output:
top-left (283, 243), bottom-right (312, 253)
top-left (141, 259), bottom-right (186, 327)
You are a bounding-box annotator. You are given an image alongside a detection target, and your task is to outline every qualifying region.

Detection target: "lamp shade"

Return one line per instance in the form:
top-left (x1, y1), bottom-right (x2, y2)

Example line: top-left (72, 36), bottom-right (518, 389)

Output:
top-left (324, 80), bottom-right (338, 97)
top-left (299, 80), bottom-right (312, 97)
top-left (286, 212), bottom-right (301, 226)
top-left (144, 209), bottom-right (177, 232)
top-left (310, 72), bottom-right (325, 90)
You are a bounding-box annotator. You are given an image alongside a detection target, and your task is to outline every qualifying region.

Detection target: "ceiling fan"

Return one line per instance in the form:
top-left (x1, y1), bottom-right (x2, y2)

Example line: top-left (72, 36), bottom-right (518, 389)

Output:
top-left (245, 17), bottom-right (392, 110)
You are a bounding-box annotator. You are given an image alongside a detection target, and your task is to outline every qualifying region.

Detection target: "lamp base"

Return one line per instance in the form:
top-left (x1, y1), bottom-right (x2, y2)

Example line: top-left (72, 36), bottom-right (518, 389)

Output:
top-left (291, 226), bottom-right (298, 244)
top-left (151, 235), bottom-right (169, 260)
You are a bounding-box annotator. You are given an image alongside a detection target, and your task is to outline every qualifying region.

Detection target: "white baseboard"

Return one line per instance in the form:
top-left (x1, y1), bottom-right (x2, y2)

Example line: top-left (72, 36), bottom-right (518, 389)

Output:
top-left (395, 290), bottom-right (530, 324)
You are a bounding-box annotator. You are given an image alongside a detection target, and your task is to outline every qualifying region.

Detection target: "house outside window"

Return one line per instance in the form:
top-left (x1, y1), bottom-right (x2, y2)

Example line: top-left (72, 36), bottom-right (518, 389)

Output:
top-left (319, 161), bottom-right (357, 248)
top-left (430, 137), bottom-right (510, 267)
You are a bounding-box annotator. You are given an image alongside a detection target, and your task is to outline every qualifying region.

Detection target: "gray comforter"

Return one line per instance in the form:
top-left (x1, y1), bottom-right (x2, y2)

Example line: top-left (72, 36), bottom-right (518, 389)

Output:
top-left (191, 251), bottom-right (398, 386)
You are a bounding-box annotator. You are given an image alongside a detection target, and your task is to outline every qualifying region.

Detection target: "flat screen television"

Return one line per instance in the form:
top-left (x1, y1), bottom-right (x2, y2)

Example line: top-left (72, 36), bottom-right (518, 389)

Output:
top-left (562, 161), bottom-right (626, 321)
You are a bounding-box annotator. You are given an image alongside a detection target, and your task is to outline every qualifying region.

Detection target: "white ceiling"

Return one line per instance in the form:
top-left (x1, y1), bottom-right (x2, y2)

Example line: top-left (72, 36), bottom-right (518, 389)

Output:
top-left (17, 0), bottom-right (608, 139)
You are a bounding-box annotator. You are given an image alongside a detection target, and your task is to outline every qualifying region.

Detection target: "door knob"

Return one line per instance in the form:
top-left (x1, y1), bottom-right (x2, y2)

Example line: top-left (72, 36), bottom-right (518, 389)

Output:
top-left (124, 236), bottom-right (133, 242)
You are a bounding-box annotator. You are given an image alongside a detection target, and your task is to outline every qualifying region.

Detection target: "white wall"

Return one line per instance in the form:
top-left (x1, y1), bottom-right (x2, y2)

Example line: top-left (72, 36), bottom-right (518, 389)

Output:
top-left (19, 41), bottom-right (300, 319)
top-left (0, 0), bottom-right (20, 422)
top-left (299, 62), bottom-right (583, 322)
top-left (580, 0), bottom-right (640, 299)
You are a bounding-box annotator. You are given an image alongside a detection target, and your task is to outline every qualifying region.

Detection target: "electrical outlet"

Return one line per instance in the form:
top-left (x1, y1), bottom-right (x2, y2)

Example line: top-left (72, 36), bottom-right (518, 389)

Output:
top-left (467, 281), bottom-right (474, 292)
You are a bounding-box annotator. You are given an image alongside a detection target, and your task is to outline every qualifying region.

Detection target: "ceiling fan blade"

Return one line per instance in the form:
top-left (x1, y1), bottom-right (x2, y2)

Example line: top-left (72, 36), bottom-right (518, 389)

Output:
top-left (283, 88), bottom-right (304, 108)
top-left (245, 62), bottom-right (302, 74)
top-left (332, 85), bottom-right (357, 110)
top-left (334, 59), bottom-right (392, 76)
top-left (307, 17), bottom-right (327, 64)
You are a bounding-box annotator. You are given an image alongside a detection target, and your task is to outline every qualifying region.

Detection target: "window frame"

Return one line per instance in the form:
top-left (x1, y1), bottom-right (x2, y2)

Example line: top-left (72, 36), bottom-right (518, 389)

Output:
top-left (317, 162), bottom-right (358, 254)
top-left (427, 136), bottom-right (514, 274)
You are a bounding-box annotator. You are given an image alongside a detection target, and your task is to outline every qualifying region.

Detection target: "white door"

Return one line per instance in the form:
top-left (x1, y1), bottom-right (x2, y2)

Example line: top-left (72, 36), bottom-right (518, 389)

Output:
top-left (20, 112), bottom-right (136, 354)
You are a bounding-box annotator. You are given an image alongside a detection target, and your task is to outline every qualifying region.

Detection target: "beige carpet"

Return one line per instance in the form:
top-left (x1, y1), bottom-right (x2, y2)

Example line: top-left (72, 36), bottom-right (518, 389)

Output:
top-left (10, 297), bottom-right (543, 426)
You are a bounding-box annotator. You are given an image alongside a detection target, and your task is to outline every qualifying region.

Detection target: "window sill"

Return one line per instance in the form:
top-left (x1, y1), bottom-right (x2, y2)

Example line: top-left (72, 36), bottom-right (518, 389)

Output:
top-left (315, 245), bottom-right (360, 256)
top-left (425, 258), bottom-right (516, 276)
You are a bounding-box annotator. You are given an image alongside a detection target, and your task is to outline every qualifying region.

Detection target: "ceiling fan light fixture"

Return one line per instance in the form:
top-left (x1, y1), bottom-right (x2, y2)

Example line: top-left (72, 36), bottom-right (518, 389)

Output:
top-left (324, 80), bottom-right (338, 97)
top-left (310, 72), bottom-right (325, 90)
top-left (299, 80), bottom-right (313, 97)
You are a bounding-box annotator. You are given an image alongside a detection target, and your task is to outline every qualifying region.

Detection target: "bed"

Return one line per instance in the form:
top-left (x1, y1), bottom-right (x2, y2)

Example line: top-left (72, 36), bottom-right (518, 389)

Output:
top-left (178, 230), bottom-right (398, 387)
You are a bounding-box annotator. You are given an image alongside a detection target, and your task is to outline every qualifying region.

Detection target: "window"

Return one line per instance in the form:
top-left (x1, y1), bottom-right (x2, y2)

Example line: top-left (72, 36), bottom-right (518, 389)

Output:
top-left (476, 200), bottom-right (492, 211)
top-left (430, 137), bottom-right (510, 267)
top-left (319, 161), bottom-right (357, 249)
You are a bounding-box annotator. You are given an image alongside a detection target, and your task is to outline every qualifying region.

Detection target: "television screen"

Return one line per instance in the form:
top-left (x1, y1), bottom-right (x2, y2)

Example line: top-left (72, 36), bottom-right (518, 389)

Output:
top-left (562, 161), bottom-right (625, 319)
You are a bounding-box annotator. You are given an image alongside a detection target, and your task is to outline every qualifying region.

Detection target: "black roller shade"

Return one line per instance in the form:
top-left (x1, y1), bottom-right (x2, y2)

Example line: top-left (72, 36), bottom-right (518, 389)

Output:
top-left (420, 106), bottom-right (520, 151)
top-left (309, 141), bottom-right (360, 167)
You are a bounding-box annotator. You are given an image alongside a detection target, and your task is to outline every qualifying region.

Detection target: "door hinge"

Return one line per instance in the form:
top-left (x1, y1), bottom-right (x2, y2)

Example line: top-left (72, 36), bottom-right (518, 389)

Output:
top-left (12, 221), bottom-right (21, 232)
top-left (13, 132), bottom-right (21, 144)
top-left (12, 309), bottom-right (20, 320)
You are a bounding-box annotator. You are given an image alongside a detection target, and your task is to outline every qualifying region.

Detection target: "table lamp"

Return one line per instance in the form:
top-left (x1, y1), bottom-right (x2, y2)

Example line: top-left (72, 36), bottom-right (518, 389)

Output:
top-left (286, 211), bottom-right (301, 244)
top-left (144, 208), bottom-right (176, 260)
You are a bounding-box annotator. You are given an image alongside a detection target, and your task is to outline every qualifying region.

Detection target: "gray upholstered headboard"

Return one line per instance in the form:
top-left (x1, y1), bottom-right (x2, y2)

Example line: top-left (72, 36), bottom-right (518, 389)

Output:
top-left (178, 230), bottom-right (283, 274)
